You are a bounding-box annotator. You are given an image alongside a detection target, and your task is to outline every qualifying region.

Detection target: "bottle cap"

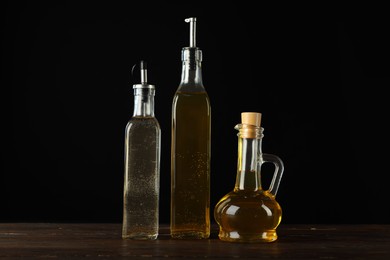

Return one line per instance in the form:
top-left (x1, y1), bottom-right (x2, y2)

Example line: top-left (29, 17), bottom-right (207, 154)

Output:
top-left (182, 47), bottom-right (202, 62)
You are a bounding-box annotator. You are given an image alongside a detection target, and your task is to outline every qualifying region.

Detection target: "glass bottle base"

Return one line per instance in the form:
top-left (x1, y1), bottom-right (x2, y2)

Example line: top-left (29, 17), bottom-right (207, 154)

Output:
top-left (218, 230), bottom-right (278, 243)
top-left (171, 231), bottom-right (210, 239)
top-left (122, 233), bottom-right (158, 240)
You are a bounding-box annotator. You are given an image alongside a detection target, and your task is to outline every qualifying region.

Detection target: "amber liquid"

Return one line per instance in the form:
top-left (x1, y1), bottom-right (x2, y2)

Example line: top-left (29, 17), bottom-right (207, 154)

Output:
top-left (171, 90), bottom-right (211, 239)
top-left (214, 188), bottom-right (282, 243)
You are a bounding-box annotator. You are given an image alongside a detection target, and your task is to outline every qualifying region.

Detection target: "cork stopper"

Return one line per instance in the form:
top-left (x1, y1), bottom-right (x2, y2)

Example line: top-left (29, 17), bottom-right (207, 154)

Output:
top-left (241, 112), bottom-right (262, 127)
top-left (238, 112), bottom-right (262, 138)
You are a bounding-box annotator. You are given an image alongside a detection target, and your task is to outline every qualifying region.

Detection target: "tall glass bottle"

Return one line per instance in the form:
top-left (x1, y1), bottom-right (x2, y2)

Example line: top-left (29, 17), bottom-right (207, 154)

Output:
top-left (214, 112), bottom-right (284, 243)
top-left (122, 60), bottom-right (161, 240)
top-left (170, 17), bottom-right (211, 239)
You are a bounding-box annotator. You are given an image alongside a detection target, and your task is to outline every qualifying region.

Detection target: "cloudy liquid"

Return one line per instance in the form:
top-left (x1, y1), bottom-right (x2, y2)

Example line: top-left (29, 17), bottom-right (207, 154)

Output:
top-left (122, 117), bottom-right (160, 240)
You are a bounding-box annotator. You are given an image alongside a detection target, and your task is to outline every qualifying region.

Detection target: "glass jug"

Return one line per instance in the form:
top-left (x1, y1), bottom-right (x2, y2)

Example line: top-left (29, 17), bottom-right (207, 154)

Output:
top-left (214, 112), bottom-right (284, 243)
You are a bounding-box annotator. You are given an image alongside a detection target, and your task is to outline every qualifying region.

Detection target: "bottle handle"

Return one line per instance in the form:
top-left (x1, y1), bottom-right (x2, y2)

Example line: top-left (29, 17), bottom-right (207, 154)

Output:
top-left (261, 153), bottom-right (284, 197)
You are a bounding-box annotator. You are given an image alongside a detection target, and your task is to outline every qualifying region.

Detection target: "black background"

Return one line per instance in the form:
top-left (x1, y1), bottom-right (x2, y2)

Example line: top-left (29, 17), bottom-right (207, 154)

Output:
top-left (2, 2), bottom-right (389, 224)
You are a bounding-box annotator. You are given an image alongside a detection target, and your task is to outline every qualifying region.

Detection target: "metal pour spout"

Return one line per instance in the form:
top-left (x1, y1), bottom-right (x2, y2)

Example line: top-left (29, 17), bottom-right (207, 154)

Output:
top-left (140, 60), bottom-right (147, 84)
top-left (185, 17), bottom-right (196, 48)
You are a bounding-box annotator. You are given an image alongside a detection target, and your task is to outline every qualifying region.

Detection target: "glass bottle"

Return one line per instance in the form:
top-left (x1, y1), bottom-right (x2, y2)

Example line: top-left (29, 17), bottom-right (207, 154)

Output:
top-left (122, 60), bottom-right (161, 240)
top-left (170, 17), bottom-right (211, 239)
top-left (214, 112), bottom-right (284, 243)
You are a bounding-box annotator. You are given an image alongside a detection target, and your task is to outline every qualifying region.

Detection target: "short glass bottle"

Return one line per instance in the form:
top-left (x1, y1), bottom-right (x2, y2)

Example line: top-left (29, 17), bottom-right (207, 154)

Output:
top-left (214, 112), bottom-right (284, 243)
top-left (122, 61), bottom-right (161, 240)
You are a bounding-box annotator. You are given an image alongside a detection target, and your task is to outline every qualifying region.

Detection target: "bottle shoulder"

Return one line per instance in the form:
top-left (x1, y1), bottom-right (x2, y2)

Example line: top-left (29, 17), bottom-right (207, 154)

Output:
top-left (176, 84), bottom-right (207, 93)
top-left (217, 190), bottom-right (278, 204)
top-left (126, 117), bottom-right (161, 130)
top-left (173, 90), bottom-right (210, 102)
top-left (172, 91), bottom-right (211, 110)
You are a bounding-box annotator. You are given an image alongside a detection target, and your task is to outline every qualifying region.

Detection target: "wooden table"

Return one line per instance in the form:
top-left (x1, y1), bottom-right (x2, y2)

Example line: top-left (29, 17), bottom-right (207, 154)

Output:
top-left (0, 223), bottom-right (389, 259)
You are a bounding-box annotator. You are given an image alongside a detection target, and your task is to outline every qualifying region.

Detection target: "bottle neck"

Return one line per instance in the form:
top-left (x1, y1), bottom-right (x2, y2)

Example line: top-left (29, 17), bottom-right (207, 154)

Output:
top-left (178, 47), bottom-right (204, 90)
top-left (234, 133), bottom-right (263, 192)
top-left (133, 88), bottom-right (155, 117)
top-left (180, 60), bottom-right (203, 87)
